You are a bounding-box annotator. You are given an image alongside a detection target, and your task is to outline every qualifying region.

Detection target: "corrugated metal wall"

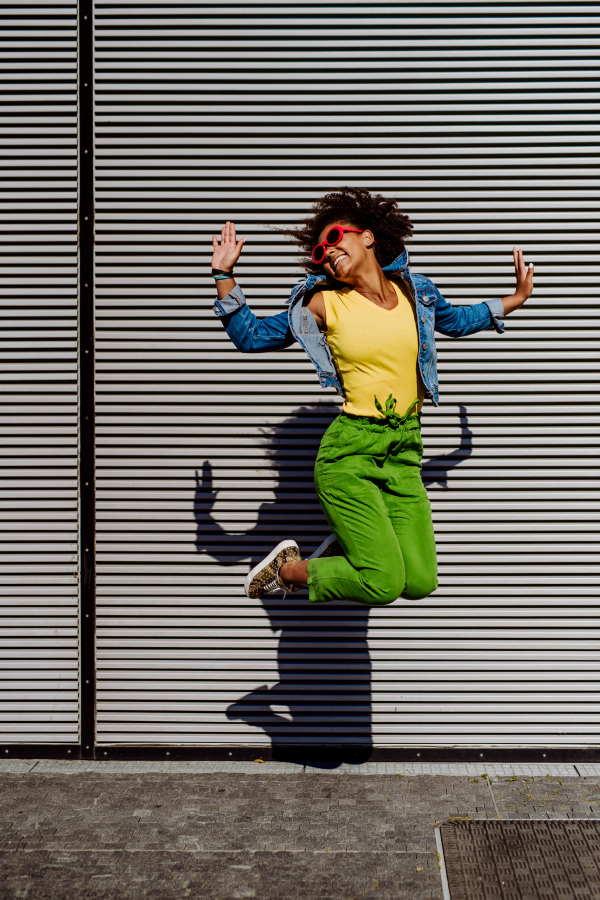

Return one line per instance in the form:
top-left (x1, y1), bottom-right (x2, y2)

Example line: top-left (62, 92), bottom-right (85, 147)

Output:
top-left (93, 0), bottom-right (600, 748)
top-left (0, 0), bottom-right (79, 743)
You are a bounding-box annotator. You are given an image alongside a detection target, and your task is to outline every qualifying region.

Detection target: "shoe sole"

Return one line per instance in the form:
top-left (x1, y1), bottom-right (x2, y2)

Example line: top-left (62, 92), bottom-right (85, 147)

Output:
top-left (308, 533), bottom-right (340, 560)
top-left (244, 539), bottom-right (300, 598)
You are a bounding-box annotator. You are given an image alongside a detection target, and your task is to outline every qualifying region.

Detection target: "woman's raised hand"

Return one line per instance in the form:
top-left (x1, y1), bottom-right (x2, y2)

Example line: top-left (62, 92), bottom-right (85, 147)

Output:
top-left (513, 247), bottom-right (534, 300)
top-left (212, 221), bottom-right (245, 272)
top-left (500, 248), bottom-right (534, 316)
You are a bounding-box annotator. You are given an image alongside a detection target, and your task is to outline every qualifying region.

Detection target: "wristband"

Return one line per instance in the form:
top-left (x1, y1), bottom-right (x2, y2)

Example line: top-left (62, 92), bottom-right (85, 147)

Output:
top-left (213, 274), bottom-right (233, 280)
top-left (212, 268), bottom-right (234, 277)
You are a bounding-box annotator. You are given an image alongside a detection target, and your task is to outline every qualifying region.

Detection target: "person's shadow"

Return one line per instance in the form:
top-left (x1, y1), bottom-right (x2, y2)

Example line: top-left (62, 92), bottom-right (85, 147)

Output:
top-left (194, 403), bottom-right (372, 765)
top-left (194, 403), bottom-right (472, 765)
top-left (421, 405), bottom-right (472, 489)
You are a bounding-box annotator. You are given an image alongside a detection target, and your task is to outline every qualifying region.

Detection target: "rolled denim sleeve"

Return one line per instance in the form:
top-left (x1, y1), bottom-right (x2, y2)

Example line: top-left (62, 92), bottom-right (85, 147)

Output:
top-left (213, 282), bottom-right (246, 317)
top-left (483, 297), bottom-right (506, 334)
top-left (213, 283), bottom-right (293, 353)
top-left (432, 282), bottom-right (506, 338)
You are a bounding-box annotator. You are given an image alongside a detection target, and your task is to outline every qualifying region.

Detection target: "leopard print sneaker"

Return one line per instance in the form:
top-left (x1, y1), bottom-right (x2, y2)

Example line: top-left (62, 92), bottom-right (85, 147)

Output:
top-left (308, 534), bottom-right (343, 560)
top-left (244, 540), bottom-right (302, 599)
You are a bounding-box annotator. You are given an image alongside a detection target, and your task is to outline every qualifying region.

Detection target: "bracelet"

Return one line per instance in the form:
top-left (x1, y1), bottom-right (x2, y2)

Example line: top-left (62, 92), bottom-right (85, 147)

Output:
top-left (213, 274), bottom-right (233, 280)
top-left (212, 268), bottom-right (234, 277)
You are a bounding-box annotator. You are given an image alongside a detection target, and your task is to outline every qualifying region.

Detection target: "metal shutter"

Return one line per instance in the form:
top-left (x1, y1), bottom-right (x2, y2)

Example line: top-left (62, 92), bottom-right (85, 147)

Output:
top-left (0, 0), bottom-right (79, 744)
top-left (94, 1), bottom-right (600, 749)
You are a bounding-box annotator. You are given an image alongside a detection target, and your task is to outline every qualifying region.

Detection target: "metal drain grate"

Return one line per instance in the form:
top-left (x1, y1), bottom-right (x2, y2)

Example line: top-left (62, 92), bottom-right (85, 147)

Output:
top-left (437, 819), bottom-right (600, 900)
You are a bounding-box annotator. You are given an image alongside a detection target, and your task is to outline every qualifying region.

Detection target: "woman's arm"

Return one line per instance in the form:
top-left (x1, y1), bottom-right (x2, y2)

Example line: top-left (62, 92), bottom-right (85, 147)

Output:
top-left (211, 221), bottom-right (295, 353)
top-left (433, 247), bottom-right (534, 338)
top-left (306, 290), bottom-right (326, 330)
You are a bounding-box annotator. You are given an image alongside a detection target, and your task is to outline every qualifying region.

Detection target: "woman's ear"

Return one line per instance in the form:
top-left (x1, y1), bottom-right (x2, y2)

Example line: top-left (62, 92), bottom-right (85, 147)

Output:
top-left (363, 230), bottom-right (376, 249)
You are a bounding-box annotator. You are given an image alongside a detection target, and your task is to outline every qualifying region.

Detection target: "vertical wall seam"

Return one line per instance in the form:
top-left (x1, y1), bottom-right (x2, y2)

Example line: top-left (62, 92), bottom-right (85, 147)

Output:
top-left (78, 0), bottom-right (96, 758)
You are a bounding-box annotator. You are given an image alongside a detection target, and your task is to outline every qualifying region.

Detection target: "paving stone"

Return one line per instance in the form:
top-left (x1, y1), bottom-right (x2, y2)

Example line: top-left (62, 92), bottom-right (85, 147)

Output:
top-left (1, 849), bottom-right (441, 900)
top-left (0, 760), bottom-right (581, 777)
top-left (490, 776), bottom-right (600, 819)
top-left (1, 771), bottom-right (593, 899)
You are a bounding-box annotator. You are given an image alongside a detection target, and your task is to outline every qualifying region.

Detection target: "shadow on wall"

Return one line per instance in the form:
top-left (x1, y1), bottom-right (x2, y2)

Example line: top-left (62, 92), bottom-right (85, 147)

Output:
top-left (194, 403), bottom-right (472, 765)
top-left (422, 405), bottom-right (472, 489)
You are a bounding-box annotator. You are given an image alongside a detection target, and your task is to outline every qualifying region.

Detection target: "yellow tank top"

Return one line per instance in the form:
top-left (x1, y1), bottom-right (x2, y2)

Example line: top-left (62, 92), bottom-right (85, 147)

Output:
top-left (322, 279), bottom-right (425, 417)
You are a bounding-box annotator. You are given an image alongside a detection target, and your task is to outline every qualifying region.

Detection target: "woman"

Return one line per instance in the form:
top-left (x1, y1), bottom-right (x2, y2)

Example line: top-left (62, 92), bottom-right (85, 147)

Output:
top-left (211, 187), bottom-right (534, 606)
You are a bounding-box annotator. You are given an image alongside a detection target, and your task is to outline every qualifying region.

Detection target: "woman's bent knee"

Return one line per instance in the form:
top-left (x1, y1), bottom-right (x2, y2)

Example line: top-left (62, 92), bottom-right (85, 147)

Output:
top-left (402, 572), bottom-right (438, 601)
top-left (361, 568), bottom-right (405, 606)
top-left (359, 563), bottom-right (437, 606)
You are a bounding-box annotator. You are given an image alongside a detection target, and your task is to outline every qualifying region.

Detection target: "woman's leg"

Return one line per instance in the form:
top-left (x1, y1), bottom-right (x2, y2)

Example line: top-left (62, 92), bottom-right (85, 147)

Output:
top-left (279, 475), bottom-right (436, 598)
top-left (302, 415), bottom-right (437, 605)
top-left (304, 417), bottom-right (408, 606)
top-left (382, 469), bottom-right (438, 600)
top-left (308, 465), bottom-right (407, 605)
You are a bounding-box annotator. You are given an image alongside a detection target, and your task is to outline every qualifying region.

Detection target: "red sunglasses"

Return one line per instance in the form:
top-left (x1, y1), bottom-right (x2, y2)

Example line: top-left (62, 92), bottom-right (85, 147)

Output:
top-left (311, 226), bottom-right (371, 264)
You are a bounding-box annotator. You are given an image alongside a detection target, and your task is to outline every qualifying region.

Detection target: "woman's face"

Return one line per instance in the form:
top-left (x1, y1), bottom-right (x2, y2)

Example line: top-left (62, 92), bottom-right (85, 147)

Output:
top-left (317, 222), bottom-right (375, 282)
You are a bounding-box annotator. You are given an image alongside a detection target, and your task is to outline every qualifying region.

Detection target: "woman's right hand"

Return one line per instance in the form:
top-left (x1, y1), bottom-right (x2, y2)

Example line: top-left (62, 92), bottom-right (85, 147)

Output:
top-left (212, 221), bottom-right (245, 271)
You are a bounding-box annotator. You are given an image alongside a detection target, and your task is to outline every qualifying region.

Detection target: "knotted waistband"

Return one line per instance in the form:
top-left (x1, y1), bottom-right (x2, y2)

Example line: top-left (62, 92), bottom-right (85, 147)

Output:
top-left (342, 393), bottom-right (420, 429)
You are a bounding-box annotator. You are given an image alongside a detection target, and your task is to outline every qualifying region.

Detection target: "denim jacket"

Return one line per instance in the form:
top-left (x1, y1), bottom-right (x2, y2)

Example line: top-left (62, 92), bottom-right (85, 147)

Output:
top-left (213, 249), bottom-right (505, 407)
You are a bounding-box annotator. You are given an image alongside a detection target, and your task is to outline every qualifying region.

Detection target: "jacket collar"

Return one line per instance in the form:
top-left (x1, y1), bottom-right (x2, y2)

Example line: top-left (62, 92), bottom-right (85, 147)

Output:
top-left (297, 249), bottom-right (410, 295)
top-left (382, 248), bottom-right (410, 274)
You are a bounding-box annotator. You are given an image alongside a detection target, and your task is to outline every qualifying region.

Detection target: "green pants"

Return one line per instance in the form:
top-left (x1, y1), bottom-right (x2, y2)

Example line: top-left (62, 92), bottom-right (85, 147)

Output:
top-left (307, 404), bottom-right (438, 606)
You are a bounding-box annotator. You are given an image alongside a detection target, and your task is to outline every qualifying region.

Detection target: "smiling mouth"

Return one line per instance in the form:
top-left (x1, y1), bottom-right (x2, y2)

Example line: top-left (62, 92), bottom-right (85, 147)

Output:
top-left (332, 253), bottom-right (347, 271)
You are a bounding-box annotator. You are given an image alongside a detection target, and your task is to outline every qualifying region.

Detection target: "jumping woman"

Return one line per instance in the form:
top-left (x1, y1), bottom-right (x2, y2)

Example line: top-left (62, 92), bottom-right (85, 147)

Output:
top-left (211, 188), bottom-right (534, 606)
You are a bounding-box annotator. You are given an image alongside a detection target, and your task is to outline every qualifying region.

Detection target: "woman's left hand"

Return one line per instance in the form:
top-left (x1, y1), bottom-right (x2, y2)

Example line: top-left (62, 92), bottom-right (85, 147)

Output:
top-left (501, 248), bottom-right (534, 315)
top-left (513, 247), bottom-right (534, 301)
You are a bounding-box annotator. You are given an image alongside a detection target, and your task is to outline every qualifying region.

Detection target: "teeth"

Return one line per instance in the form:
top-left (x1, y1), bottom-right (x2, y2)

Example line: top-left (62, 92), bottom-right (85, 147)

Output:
top-left (333, 254), bottom-right (346, 269)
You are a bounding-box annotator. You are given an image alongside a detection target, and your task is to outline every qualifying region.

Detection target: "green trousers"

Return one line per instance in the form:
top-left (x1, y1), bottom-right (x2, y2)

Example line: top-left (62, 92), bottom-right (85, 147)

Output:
top-left (307, 401), bottom-right (438, 606)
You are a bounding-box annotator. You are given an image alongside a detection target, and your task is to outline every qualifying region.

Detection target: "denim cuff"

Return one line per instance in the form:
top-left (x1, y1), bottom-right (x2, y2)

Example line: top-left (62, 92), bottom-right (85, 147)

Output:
top-left (484, 298), bottom-right (506, 334)
top-left (213, 283), bottom-right (246, 317)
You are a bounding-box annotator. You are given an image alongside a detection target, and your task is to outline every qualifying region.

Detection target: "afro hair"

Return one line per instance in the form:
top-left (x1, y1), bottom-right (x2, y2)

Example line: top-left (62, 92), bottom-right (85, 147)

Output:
top-left (278, 187), bottom-right (413, 275)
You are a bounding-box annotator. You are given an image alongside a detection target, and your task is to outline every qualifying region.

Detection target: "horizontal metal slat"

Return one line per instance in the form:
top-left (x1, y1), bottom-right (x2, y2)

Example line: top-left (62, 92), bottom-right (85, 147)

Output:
top-left (94, 0), bottom-right (600, 748)
top-left (0, 0), bottom-right (79, 743)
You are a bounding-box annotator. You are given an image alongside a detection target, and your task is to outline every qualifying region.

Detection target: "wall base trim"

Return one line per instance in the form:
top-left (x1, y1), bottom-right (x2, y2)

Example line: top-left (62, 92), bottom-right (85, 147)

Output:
top-left (0, 745), bottom-right (82, 759)
top-left (3, 745), bottom-right (600, 763)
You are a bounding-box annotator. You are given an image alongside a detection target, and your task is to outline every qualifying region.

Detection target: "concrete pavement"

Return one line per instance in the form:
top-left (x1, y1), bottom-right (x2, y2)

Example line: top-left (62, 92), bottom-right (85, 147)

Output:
top-left (2, 761), bottom-right (600, 899)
